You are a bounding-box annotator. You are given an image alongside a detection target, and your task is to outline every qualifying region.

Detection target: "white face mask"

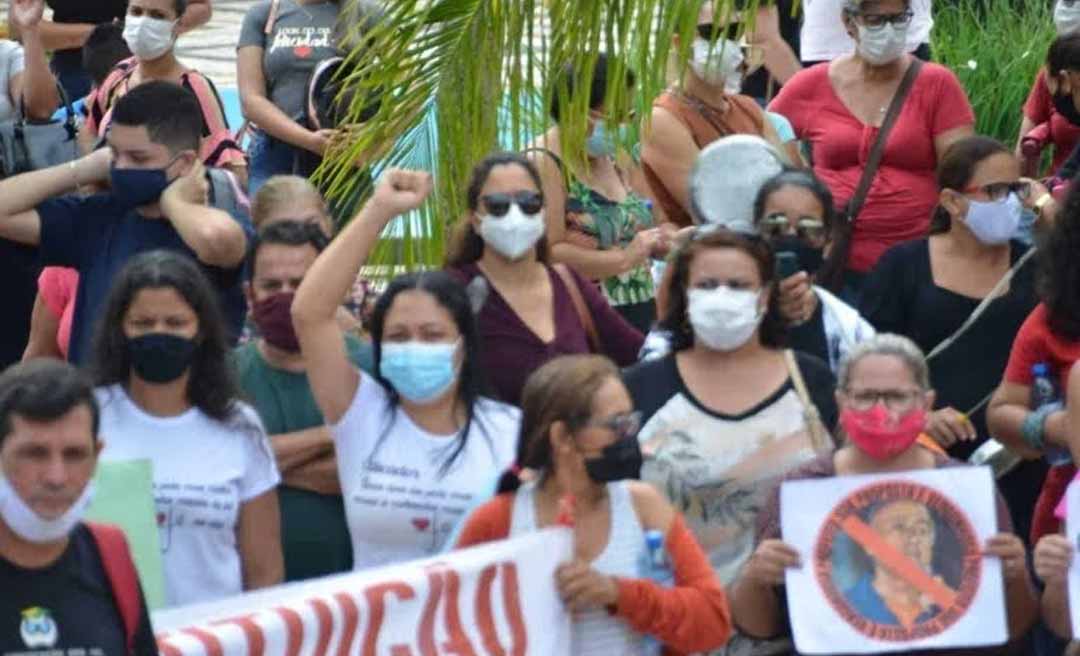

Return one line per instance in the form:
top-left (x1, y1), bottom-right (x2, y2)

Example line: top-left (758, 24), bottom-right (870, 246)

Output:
top-left (690, 38), bottom-right (745, 93)
top-left (962, 192), bottom-right (1023, 245)
top-left (123, 15), bottom-right (177, 61)
top-left (1057, 1), bottom-right (1080, 35)
top-left (855, 23), bottom-right (908, 66)
top-left (0, 474), bottom-right (93, 544)
top-left (687, 287), bottom-right (764, 351)
top-left (478, 205), bottom-right (546, 260)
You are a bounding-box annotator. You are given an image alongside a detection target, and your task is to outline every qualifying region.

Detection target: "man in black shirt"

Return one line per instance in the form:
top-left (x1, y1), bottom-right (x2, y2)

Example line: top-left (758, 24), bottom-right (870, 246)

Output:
top-left (0, 360), bottom-right (158, 656)
top-left (8, 0), bottom-right (212, 100)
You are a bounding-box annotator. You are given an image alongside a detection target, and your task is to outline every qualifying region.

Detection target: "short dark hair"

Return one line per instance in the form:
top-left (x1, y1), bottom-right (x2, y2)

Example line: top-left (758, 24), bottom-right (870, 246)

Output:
top-left (549, 53), bottom-right (636, 123)
top-left (174, 0), bottom-right (189, 17)
top-left (110, 81), bottom-right (202, 154)
top-left (82, 22), bottom-right (131, 88)
top-left (658, 228), bottom-right (786, 351)
top-left (0, 359), bottom-right (99, 448)
top-left (248, 220), bottom-right (329, 276)
top-left (1048, 32), bottom-right (1080, 73)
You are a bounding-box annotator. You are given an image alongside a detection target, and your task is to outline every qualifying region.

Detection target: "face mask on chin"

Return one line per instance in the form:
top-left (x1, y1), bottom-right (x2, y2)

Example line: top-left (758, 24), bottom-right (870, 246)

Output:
top-left (0, 474), bottom-right (94, 544)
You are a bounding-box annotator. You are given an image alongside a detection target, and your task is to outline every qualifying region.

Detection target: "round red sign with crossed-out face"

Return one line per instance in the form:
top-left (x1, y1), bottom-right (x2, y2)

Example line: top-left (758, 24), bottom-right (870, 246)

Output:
top-left (813, 480), bottom-right (982, 642)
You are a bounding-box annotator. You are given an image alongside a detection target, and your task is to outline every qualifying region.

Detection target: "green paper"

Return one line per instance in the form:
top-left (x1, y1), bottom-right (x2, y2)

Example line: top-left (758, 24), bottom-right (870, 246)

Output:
top-left (85, 459), bottom-right (165, 610)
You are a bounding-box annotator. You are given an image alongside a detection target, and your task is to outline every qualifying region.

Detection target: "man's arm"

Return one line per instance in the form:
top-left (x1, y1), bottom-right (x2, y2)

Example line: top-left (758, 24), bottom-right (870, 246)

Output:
top-left (270, 425), bottom-right (332, 472)
top-left (283, 455), bottom-right (341, 496)
top-left (159, 162), bottom-right (248, 267)
top-left (9, 18), bottom-right (94, 52)
top-left (0, 148), bottom-right (111, 245)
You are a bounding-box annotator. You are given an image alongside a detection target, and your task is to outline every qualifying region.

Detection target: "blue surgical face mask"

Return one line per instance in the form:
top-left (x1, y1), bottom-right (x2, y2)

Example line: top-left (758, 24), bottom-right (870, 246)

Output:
top-left (963, 192), bottom-right (1023, 245)
top-left (109, 153), bottom-right (184, 208)
top-left (586, 120), bottom-right (629, 158)
top-left (379, 340), bottom-right (461, 404)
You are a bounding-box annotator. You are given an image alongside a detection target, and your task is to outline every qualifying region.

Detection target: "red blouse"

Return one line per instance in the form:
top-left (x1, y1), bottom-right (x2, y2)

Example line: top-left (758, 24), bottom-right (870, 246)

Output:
top-left (769, 62), bottom-right (974, 273)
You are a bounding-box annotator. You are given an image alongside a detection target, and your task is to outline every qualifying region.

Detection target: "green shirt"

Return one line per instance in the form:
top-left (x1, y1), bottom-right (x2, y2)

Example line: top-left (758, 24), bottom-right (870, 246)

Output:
top-left (231, 335), bottom-right (374, 581)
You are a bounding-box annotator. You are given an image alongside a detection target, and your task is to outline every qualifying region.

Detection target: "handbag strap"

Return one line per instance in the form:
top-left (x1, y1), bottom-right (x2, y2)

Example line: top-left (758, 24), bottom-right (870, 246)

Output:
top-left (554, 264), bottom-right (601, 353)
top-left (845, 59), bottom-right (923, 223)
top-left (926, 247), bottom-right (1036, 361)
top-left (783, 349), bottom-right (834, 453)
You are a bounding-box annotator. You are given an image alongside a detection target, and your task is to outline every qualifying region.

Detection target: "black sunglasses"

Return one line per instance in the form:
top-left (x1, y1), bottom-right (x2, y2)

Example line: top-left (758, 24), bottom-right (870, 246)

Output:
top-left (479, 191), bottom-right (544, 217)
top-left (696, 23), bottom-right (743, 42)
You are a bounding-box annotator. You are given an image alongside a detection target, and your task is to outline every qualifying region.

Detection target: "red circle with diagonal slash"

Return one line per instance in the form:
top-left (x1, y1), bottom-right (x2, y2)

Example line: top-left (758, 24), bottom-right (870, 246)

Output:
top-left (813, 480), bottom-right (982, 642)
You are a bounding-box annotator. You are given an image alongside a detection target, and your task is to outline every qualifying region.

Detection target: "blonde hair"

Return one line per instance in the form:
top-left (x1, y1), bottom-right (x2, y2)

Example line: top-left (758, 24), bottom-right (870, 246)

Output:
top-left (250, 176), bottom-right (330, 229)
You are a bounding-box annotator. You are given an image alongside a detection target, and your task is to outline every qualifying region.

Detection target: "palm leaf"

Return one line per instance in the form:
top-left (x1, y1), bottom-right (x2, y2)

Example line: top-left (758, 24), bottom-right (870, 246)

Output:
top-left (319, 0), bottom-right (758, 275)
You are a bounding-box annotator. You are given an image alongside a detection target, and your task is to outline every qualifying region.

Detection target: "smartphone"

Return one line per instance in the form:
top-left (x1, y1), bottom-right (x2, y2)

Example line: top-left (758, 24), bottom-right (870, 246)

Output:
top-left (776, 251), bottom-right (800, 279)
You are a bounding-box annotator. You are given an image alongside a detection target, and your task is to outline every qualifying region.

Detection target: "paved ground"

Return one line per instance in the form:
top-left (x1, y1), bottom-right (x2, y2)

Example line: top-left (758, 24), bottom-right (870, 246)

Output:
top-left (0, 0), bottom-right (259, 86)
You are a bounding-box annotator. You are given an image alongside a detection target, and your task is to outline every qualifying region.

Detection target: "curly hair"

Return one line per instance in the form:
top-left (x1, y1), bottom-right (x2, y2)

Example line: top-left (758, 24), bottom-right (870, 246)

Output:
top-left (657, 228), bottom-right (787, 351)
top-left (1039, 181), bottom-right (1080, 340)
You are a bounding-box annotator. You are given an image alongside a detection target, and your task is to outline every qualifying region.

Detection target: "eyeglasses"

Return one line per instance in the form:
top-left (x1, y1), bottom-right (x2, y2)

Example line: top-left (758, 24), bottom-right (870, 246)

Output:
top-left (854, 10), bottom-right (914, 30)
top-left (960, 181), bottom-right (1031, 202)
top-left (696, 23), bottom-right (743, 42)
top-left (479, 191), bottom-right (544, 217)
top-left (843, 388), bottom-right (925, 412)
top-left (759, 213), bottom-right (827, 244)
top-left (586, 411), bottom-right (642, 441)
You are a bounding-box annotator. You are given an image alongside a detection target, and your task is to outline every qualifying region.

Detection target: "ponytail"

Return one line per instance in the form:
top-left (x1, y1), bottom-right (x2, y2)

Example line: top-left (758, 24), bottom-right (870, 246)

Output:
top-left (928, 205), bottom-right (952, 235)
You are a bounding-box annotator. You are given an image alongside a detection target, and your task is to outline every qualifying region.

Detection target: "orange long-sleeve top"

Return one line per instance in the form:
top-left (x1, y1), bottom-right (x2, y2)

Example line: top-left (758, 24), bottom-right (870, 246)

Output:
top-left (456, 492), bottom-right (733, 655)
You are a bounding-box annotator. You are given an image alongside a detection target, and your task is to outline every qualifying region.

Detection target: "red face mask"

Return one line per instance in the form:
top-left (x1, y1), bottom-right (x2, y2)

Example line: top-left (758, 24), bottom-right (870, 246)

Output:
top-left (252, 292), bottom-right (300, 353)
top-left (839, 403), bottom-right (927, 461)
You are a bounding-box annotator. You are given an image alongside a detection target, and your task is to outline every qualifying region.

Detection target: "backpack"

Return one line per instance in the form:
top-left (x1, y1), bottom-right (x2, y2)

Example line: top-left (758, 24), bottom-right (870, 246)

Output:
top-left (86, 522), bottom-right (141, 655)
top-left (91, 57), bottom-right (241, 167)
top-left (207, 167), bottom-right (251, 221)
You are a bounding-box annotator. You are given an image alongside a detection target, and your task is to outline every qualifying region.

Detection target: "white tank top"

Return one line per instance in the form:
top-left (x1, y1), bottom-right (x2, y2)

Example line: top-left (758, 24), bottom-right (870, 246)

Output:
top-left (510, 480), bottom-right (652, 656)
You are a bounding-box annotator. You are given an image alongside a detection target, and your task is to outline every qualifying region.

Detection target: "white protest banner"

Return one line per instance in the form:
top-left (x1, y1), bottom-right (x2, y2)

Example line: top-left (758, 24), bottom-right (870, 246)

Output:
top-left (153, 528), bottom-right (572, 656)
top-left (780, 466), bottom-right (1006, 654)
top-left (1065, 477), bottom-right (1080, 637)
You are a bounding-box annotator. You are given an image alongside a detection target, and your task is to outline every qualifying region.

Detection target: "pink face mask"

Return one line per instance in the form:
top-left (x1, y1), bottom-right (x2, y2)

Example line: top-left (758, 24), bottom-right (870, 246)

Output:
top-left (840, 403), bottom-right (927, 461)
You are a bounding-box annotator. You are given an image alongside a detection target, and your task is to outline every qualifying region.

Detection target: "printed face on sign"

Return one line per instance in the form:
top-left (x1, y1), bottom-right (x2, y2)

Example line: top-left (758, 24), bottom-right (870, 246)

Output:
top-left (814, 481), bottom-right (981, 641)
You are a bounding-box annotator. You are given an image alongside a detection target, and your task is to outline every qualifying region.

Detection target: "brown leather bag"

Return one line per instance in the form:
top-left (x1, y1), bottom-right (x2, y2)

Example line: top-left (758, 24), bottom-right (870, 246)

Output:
top-left (553, 264), bottom-right (601, 353)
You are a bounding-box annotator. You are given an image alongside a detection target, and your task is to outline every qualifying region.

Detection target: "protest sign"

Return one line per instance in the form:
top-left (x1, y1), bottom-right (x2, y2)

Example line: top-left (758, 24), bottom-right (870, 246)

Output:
top-left (85, 458), bottom-right (166, 609)
top-left (781, 466), bottom-right (1006, 654)
top-left (153, 527), bottom-right (573, 655)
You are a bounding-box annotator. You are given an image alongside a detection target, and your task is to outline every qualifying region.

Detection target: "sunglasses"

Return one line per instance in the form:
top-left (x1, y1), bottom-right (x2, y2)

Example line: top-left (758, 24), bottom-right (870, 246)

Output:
top-left (479, 191), bottom-right (544, 217)
top-left (960, 181), bottom-right (1031, 202)
top-left (759, 213), bottom-right (827, 242)
top-left (587, 411), bottom-right (642, 441)
top-left (696, 23), bottom-right (743, 42)
top-left (854, 10), bottom-right (914, 30)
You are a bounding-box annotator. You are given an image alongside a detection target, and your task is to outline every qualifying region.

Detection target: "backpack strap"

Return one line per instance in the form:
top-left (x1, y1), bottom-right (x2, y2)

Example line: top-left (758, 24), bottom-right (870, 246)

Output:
top-left (553, 264), bottom-right (601, 353)
top-left (179, 71), bottom-right (244, 167)
top-left (86, 522), bottom-right (141, 655)
top-left (265, 0), bottom-right (281, 35)
top-left (783, 350), bottom-right (834, 454)
top-left (207, 168), bottom-right (251, 218)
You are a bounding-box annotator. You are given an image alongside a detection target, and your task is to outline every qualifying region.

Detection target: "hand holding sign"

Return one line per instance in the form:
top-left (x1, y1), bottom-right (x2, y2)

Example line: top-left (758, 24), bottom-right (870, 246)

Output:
top-left (556, 560), bottom-right (619, 612)
top-left (745, 539), bottom-right (802, 587)
top-left (1034, 534), bottom-right (1072, 585)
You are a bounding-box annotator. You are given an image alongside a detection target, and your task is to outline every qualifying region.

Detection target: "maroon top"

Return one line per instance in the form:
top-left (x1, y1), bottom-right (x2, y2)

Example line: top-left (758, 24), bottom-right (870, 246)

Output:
top-left (448, 263), bottom-right (644, 406)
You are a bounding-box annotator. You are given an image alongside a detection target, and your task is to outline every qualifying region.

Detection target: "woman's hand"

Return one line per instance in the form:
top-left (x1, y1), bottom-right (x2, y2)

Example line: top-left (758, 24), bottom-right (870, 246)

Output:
top-left (624, 228), bottom-right (661, 271)
top-left (925, 407), bottom-right (977, 449)
top-left (9, 0), bottom-right (45, 30)
top-left (369, 168), bottom-right (433, 218)
top-left (743, 539), bottom-right (801, 587)
top-left (777, 272), bottom-right (817, 325)
top-left (303, 129), bottom-right (338, 156)
top-left (1034, 534), bottom-right (1073, 585)
top-left (984, 533), bottom-right (1029, 583)
top-left (556, 560), bottom-right (619, 612)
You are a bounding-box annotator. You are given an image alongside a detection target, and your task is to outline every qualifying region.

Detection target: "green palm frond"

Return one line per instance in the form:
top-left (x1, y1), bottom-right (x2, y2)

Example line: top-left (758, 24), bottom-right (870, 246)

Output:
top-left (319, 0), bottom-right (756, 274)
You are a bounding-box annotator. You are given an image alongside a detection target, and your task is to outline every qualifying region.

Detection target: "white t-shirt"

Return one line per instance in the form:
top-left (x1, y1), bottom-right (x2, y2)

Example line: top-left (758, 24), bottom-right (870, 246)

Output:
top-left (0, 40), bottom-right (25, 122)
top-left (332, 375), bottom-right (518, 570)
top-left (799, 0), bottom-right (932, 63)
top-left (96, 384), bottom-right (280, 608)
